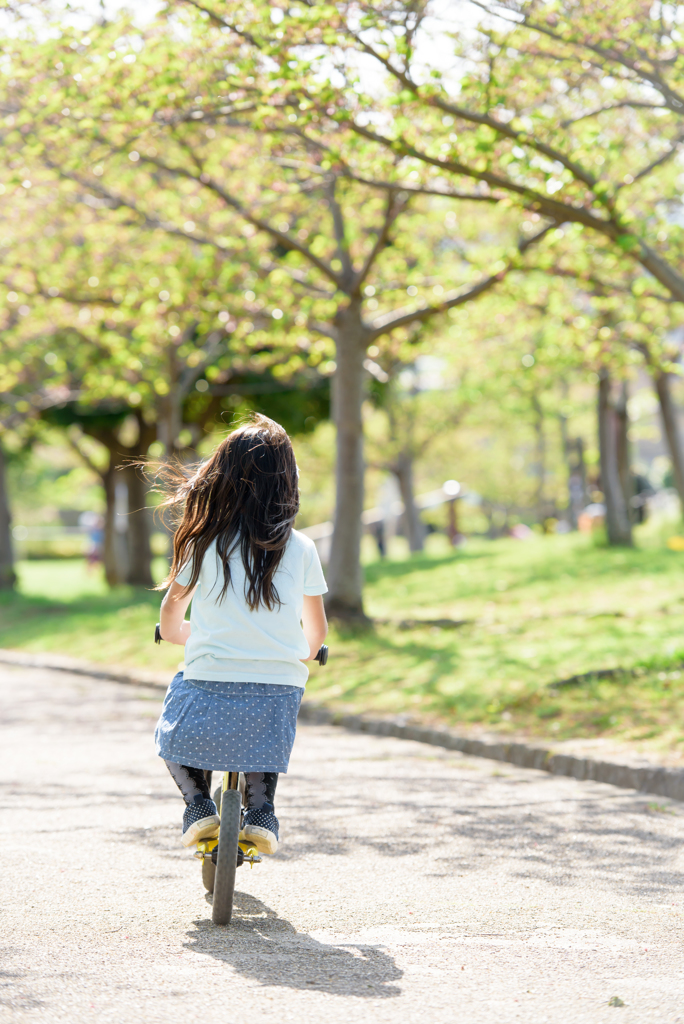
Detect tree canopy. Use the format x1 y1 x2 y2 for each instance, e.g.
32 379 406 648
2 0 684 599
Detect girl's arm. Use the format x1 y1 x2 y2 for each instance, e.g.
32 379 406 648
159 581 197 646
301 594 328 660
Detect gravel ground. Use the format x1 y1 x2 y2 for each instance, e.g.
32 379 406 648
2 664 684 1024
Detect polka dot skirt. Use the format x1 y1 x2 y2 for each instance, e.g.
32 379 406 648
154 672 303 773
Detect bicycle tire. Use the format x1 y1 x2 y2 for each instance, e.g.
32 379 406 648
213 778 244 814
212 788 241 926
202 855 216 893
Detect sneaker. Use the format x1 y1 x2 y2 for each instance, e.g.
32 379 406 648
240 807 279 855
181 796 220 848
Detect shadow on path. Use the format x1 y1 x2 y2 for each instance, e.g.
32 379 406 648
183 891 402 998
278 766 684 899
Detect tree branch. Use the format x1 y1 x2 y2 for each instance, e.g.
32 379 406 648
177 0 261 47
561 100 667 128
340 171 503 202
307 318 339 342
475 1 684 115
355 189 405 292
348 121 684 301
326 176 354 288
138 154 342 288
348 122 619 236
347 29 599 190
627 131 684 185
368 223 557 341
257 257 335 296
66 430 106 481
43 158 234 253
526 261 678 304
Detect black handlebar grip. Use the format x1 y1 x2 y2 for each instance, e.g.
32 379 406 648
314 644 328 666
154 623 162 645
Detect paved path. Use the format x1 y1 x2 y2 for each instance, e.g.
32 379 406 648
1 665 684 1023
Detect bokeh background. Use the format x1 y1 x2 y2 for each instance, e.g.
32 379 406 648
3 0 684 758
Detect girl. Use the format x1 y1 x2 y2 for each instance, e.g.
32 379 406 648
153 414 328 855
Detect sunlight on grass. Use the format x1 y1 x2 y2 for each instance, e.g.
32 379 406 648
16 557 170 601
4 532 684 752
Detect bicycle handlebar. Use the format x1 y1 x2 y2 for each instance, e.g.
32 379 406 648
314 644 328 666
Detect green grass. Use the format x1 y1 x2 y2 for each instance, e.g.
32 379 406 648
4 531 684 754
2 557 186 672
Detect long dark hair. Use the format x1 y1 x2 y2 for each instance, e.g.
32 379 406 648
156 414 299 611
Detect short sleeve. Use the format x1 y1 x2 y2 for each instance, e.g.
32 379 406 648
175 561 193 587
303 538 328 596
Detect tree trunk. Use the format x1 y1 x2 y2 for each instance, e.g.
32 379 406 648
597 370 632 546
326 302 368 619
80 416 155 588
446 498 460 545
68 428 126 587
564 437 589 530
124 415 156 587
158 391 183 455
615 380 633 514
558 413 588 530
392 451 424 553
101 461 127 586
125 464 154 586
0 445 16 590
531 394 546 524
576 437 589 507
558 410 573 527
654 370 684 515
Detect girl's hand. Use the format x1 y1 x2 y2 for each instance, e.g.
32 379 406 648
301 594 328 660
159 580 196 646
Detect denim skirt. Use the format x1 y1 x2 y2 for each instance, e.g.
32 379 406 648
154 672 303 773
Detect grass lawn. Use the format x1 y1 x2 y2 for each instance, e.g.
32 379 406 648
3 530 684 755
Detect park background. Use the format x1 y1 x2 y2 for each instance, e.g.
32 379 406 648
3 0 684 761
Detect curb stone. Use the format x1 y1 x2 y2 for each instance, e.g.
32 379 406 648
0 649 171 690
297 705 684 802
2 648 684 802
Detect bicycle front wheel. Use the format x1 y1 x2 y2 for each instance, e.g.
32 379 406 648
212 788 241 926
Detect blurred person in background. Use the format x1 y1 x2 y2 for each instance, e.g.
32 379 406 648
80 511 104 570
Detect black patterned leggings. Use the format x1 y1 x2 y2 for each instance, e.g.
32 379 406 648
164 761 278 811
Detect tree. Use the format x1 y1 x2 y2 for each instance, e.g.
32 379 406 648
364 344 476 551
0 6 555 615
0 279 76 589
182 0 684 544
422 254 644 539
0 443 15 589
501 272 637 543
535 243 684 524
0 147 298 584
264 0 684 536
303 1 684 300
279 0 684 534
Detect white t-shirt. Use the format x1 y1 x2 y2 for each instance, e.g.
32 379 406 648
176 529 327 688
